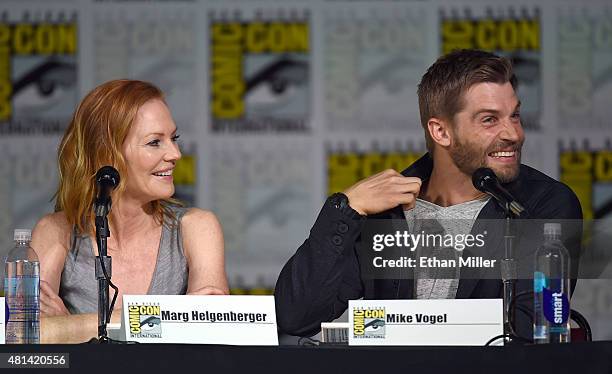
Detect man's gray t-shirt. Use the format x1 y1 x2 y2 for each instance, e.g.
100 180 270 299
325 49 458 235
403 196 490 299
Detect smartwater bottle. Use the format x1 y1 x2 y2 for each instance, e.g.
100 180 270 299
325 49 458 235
4 229 40 344
533 223 570 344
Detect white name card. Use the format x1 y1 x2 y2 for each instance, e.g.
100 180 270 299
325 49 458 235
0 297 4 344
348 299 503 346
119 295 278 345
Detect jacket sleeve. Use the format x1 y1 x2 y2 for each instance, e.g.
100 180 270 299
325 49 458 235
274 198 366 337
513 182 583 339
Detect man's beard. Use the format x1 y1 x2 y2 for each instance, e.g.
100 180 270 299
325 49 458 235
449 136 522 183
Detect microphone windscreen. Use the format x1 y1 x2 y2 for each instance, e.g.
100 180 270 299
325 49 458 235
472 167 496 192
96 166 120 189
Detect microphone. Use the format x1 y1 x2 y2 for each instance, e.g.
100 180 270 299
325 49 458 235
472 167 526 218
95 166 120 216
92 166 121 341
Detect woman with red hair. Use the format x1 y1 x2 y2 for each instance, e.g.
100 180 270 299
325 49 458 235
32 79 228 343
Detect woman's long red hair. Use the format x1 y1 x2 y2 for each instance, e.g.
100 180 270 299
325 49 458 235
55 79 179 234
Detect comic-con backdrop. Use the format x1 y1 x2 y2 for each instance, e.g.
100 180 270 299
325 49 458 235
1 0 611 338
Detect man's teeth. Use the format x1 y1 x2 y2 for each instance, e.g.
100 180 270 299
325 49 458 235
489 151 515 157
153 171 172 176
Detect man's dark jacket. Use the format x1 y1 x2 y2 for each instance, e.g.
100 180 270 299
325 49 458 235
275 154 583 338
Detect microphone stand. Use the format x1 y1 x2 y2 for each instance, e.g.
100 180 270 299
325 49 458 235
91 196 113 343
500 203 517 344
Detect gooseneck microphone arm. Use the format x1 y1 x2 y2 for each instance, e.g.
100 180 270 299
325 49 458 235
92 166 120 344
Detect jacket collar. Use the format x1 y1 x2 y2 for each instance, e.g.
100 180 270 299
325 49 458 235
400 152 434 180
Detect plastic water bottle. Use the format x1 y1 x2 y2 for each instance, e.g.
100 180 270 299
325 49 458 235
533 223 570 344
4 229 40 344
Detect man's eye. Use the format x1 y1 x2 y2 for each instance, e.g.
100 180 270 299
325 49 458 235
511 112 521 120
147 139 160 146
482 117 495 124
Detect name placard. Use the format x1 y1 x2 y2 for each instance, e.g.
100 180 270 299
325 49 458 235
119 295 278 345
0 297 4 344
348 299 503 346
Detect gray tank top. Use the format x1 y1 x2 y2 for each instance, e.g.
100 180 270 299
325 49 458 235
60 205 189 314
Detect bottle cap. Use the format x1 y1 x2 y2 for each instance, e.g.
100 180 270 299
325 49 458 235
543 223 562 237
14 229 32 242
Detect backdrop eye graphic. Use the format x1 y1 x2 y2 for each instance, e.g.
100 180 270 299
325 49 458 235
244 56 308 113
360 56 417 95
12 59 77 114
135 59 192 98
510 54 540 85
246 186 303 227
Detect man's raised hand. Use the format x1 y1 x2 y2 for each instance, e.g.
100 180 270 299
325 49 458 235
344 169 422 216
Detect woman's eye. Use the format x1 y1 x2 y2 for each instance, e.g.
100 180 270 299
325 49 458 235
171 134 180 142
147 139 160 146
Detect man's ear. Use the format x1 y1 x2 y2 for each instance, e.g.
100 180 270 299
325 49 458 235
427 117 452 148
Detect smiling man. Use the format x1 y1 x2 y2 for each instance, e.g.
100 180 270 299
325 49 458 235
275 49 582 339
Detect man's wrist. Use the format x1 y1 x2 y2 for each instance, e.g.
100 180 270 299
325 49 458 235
328 192 365 219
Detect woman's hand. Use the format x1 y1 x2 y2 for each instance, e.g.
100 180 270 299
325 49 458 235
40 280 70 317
187 285 229 296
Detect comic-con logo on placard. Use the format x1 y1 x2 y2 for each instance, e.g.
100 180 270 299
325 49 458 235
209 9 310 133
353 307 385 338
128 303 162 338
0 11 78 134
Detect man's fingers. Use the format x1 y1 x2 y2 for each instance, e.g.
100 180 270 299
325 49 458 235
399 195 417 210
401 202 416 211
392 182 422 194
344 170 422 215
380 169 401 177
367 169 401 184
388 176 422 186
371 176 418 191
407 177 422 186
396 192 416 205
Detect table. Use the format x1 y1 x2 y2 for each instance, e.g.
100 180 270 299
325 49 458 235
1 341 610 373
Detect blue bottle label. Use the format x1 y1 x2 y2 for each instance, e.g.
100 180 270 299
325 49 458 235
542 287 569 325
534 271 546 292
4 276 40 299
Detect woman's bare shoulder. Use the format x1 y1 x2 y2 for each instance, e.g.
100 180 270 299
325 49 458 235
34 211 71 234
180 208 223 252
181 208 220 226
32 212 74 292
31 211 73 255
